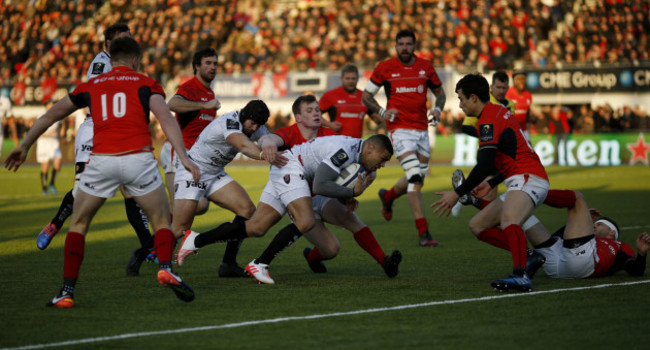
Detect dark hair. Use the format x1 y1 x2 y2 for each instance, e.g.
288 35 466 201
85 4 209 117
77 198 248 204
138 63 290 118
492 71 509 85
597 216 620 239
341 64 359 77
103 23 130 47
239 100 270 125
192 48 218 75
512 71 526 78
366 134 394 155
109 37 142 63
396 29 416 43
455 73 490 103
291 94 318 115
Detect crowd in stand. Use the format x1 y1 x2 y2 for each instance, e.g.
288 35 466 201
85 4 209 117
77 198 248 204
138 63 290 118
2 0 649 88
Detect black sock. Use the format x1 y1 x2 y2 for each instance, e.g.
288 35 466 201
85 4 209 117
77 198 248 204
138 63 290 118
41 172 48 190
51 190 74 229
124 198 152 247
63 278 77 294
50 168 58 186
513 266 526 277
195 218 247 248
222 239 242 265
255 223 302 265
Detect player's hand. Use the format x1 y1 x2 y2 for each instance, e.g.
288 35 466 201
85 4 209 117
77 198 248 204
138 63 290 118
352 172 372 197
382 108 398 122
427 107 441 126
431 191 460 217
636 232 650 255
204 98 221 110
3 146 28 172
329 121 343 133
471 181 491 199
180 157 201 182
264 148 288 168
589 208 602 221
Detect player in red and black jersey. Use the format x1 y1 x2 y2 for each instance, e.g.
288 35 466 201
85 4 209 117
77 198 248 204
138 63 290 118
432 73 549 293
319 64 382 138
506 72 533 138
5 37 200 307
363 29 446 247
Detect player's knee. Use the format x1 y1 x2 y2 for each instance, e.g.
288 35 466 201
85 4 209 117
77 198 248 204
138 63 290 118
400 154 422 186
318 241 340 259
468 219 483 237
238 204 255 219
195 198 210 215
295 216 315 234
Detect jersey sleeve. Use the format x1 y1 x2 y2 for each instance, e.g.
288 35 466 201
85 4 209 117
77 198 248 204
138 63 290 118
321 146 355 172
367 62 385 89
151 80 166 98
174 82 193 100
319 91 333 113
68 83 91 109
426 66 442 90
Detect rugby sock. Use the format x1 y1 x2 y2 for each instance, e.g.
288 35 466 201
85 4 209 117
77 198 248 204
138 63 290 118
51 190 74 230
415 218 428 236
41 172 48 191
255 223 302 265
503 224 528 272
543 190 576 209
307 246 325 263
50 168 58 186
353 226 386 264
63 232 85 280
195 217 247 248
383 187 399 204
222 239 243 265
124 198 152 247
154 228 175 265
477 198 491 210
477 227 510 251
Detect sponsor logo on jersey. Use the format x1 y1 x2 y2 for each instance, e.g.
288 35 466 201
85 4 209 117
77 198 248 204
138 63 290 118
337 100 346 104
83 182 95 190
480 124 494 142
419 70 425 76
417 84 424 93
330 149 349 167
395 87 417 93
201 98 208 101
91 62 105 75
391 73 400 77
199 113 214 121
227 119 240 130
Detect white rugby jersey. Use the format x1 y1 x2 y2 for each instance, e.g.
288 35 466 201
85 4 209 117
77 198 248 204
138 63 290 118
86 51 112 80
188 110 268 172
289 135 363 181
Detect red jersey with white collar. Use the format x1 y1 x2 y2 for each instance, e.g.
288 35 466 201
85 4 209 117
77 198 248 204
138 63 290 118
477 103 548 181
368 56 442 132
505 87 532 132
274 123 336 149
592 237 635 277
69 66 164 155
174 76 216 149
319 86 368 138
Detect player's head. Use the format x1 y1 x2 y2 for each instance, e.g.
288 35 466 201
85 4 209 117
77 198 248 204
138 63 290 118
512 71 526 92
104 23 131 50
361 134 393 172
340 64 359 93
192 48 218 82
594 217 619 240
239 99 270 135
292 94 321 129
395 29 416 64
491 71 509 101
455 73 490 116
109 37 142 69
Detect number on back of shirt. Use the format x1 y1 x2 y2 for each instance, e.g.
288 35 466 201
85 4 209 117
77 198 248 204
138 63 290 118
100 92 126 120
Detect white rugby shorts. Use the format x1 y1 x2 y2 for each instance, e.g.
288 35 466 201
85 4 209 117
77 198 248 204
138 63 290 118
36 137 61 163
502 173 549 207
78 152 162 198
389 128 430 158
537 237 596 279
259 158 311 216
159 141 176 174
174 165 233 201
74 117 93 164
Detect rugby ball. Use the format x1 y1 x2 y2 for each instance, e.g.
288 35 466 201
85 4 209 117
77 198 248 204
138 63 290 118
336 163 364 189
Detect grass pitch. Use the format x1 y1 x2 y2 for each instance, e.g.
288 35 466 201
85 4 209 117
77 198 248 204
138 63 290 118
1 164 649 349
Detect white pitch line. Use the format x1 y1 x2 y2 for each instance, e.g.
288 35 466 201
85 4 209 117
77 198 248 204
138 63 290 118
3 279 649 350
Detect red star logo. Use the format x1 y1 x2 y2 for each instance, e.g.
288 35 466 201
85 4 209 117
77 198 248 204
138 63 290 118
627 133 650 165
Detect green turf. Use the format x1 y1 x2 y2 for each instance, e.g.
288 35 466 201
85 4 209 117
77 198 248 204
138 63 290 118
1 164 649 349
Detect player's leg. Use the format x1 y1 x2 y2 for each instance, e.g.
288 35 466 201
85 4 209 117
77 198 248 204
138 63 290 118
560 191 594 240
302 220 338 273
49 152 61 194
39 160 49 195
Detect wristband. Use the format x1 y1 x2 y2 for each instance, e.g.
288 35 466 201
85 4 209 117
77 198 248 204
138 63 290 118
379 108 387 119
259 151 264 160
433 107 442 115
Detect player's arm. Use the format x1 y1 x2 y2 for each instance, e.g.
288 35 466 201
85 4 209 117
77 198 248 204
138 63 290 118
362 81 395 121
312 163 355 198
427 86 446 124
168 95 221 113
150 94 200 182
622 232 650 276
454 146 498 197
226 132 263 160
258 133 287 167
320 108 342 133
4 97 77 172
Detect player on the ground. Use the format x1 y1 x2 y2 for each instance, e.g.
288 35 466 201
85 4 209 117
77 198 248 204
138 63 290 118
171 100 283 274
251 94 401 277
4 37 201 307
35 24 153 279
320 64 382 138
506 71 533 139
177 121 394 284
363 29 446 247
431 73 549 293
36 100 63 195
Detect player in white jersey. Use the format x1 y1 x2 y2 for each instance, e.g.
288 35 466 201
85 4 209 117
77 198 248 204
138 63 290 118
172 100 283 265
178 132 394 284
36 100 63 195
0 91 18 158
35 24 153 275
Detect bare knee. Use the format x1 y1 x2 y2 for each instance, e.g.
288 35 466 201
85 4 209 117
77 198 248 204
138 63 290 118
295 216 315 234
468 218 484 237
317 241 340 259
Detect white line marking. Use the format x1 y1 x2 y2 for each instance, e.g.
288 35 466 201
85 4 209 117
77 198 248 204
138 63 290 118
4 279 649 350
